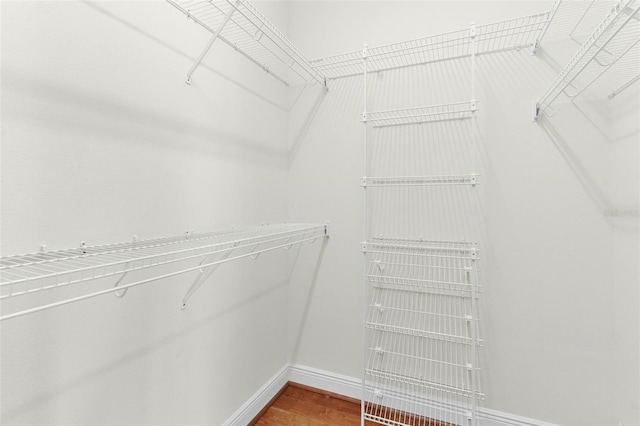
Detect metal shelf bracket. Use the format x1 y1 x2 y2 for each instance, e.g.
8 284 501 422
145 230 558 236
185 1 238 85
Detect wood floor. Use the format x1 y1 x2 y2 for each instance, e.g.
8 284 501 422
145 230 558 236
252 382 448 426
252 383 369 425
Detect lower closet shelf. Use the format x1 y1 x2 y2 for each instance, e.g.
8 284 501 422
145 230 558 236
0 222 328 321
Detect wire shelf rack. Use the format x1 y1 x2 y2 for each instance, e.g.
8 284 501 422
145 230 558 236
363 360 484 425
311 12 552 79
364 174 478 187
535 0 640 119
0 223 328 321
166 0 326 87
364 236 483 425
366 102 477 128
358 15 484 426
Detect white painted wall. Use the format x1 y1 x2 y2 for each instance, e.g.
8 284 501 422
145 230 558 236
287 2 639 425
1 1 298 424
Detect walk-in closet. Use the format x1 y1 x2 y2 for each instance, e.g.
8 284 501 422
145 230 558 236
1 1 638 425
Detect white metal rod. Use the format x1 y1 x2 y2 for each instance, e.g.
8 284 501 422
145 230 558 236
185 2 237 84
0 234 324 321
609 72 640 98
536 0 562 48
569 0 596 39
361 42 368 426
470 20 479 426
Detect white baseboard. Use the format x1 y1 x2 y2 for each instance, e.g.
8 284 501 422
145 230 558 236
223 365 289 426
288 363 363 401
480 407 558 426
223 363 557 426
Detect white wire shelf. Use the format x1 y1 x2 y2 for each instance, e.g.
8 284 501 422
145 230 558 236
365 101 477 128
311 12 553 79
535 0 640 119
363 386 476 426
367 287 479 333
366 264 481 296
166 0 326 87
0 223 328 321
366 322 481 346
365 369 484 400
367 237 478 253
363 174 478 187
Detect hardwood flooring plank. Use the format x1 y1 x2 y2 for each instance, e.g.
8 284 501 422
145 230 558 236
253 383 372 425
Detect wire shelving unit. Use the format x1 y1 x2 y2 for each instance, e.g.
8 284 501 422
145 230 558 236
311 12 555 79
534 0 640 119
166 0 326 87
0 223 329 321
359 19 483 425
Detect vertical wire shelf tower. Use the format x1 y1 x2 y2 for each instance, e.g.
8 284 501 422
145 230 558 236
360 24 483 426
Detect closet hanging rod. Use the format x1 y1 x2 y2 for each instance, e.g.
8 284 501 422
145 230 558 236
311 11 554 79
534 0 639 119
167 0 327 87
0 223 329 321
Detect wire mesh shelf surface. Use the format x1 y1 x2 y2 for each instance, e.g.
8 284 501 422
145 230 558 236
365 287 483 344
366 238 482 296
311 12 551 79
167 0 326 86
535 0 640 118
363 383 480 426
367 102 476 128
0 223 327 321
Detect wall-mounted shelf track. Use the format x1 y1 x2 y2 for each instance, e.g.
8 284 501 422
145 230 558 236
534 0 640 119
0 223 328 321
166 0 326 87
311 12 555 79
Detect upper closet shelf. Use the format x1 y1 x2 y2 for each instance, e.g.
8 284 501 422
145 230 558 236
310 10 556 79
167 0 327 87
365 101 477 128
0 223 329 321
534 0 640 119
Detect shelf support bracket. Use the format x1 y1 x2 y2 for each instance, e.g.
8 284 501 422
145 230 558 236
185 2 238 85
113 269 129 298
181 248 235 309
